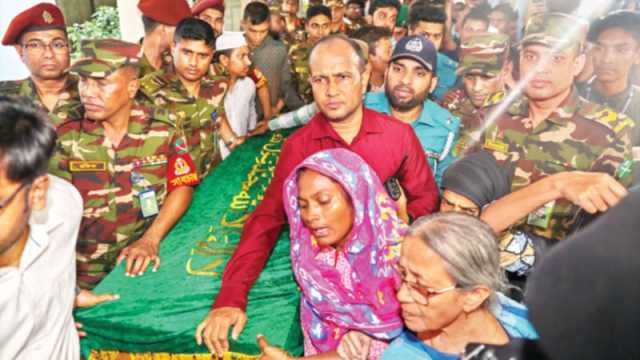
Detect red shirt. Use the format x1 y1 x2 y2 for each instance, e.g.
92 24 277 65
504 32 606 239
214 107 439 310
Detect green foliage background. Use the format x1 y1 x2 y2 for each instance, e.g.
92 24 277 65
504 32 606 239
66 6 121 61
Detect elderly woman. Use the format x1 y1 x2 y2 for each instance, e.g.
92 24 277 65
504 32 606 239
338 213 537 360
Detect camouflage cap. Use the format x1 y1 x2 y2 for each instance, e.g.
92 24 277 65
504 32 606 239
519 12 589 50
457 33 510 77
326 0 345 8
69 39 142 78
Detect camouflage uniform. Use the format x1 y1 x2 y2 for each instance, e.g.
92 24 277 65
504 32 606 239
50 104 180 289
288 38 314 104
345 17 367 36
477 14 634 242
282 16 305 49
442 88 484 157
442 33 510 157
139 67 228 178
48 39 189 289
0 75 82 127
139 49 173 78
481 90 634 236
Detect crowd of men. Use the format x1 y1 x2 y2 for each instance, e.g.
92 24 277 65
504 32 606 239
0 0 639 359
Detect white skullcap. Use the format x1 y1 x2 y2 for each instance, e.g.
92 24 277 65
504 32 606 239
215 31 247 51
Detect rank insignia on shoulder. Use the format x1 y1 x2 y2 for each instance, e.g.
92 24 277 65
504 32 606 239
69 160 107 172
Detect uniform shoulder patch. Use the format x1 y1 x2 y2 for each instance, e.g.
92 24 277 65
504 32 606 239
579 99 634 135
483 91 506 108
149 106 177 127
139 71 170 97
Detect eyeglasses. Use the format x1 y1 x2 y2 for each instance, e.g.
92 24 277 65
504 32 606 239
0 182 29 212
402 281 460 305
396 265 460 305
22 39 69 54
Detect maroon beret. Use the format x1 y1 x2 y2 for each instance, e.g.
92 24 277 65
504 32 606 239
2 3 66 45
192 0 225 15
137 0 192 26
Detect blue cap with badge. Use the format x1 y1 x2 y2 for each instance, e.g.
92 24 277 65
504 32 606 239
390 35 438 74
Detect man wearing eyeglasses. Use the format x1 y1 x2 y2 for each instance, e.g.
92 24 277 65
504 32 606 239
0 3 82 127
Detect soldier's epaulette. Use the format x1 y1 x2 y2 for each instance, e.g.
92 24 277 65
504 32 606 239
139 71 170 97
579 99 634 135
149 106 177 127
0 80 23 95
483 91 506 108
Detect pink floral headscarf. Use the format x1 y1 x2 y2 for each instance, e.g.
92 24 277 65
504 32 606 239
283 149 407 353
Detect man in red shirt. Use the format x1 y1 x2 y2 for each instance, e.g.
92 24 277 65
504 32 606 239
195 34 439 356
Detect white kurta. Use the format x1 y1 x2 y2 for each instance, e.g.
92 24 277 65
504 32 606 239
220 76 258 159
0 175 83 360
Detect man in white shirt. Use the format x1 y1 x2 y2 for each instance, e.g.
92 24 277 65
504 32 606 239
0 97 97 359
215 32 258 159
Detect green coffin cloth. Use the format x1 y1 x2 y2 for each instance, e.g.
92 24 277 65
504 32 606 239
76 131 303 358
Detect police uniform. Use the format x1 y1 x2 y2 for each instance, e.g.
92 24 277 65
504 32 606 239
49 39 198 290
0 3 82 126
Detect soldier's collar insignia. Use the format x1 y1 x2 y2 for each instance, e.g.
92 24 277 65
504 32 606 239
405 38 423 52
42 10 54 24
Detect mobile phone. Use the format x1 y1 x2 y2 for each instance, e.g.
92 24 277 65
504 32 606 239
384 177 402 201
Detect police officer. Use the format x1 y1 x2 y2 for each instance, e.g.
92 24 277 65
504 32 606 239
478 13 635 242
49 39 198 289
289 5 332 104
442 33 511 156
366 35 460 187
137 0 191 77
0 3 81 126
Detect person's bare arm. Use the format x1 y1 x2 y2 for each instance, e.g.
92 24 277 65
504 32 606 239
257 85 272 122
442 0 459 52
117 186 194 276
257 335 342 360
481 172 628 233
218 114 246 150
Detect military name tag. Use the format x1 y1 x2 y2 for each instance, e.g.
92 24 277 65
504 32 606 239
526 200 555 229
139 189 160 218
69 160 107 172
483 139 509 154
